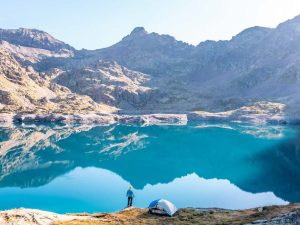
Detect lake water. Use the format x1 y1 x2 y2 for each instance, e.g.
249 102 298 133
0 122 299 213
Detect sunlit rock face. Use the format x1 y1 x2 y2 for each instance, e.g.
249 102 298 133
54 60 155 108
0 49 116 114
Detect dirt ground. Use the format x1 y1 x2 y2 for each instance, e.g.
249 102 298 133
55 204 300 225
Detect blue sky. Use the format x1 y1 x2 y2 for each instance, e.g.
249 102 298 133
1 0 300 49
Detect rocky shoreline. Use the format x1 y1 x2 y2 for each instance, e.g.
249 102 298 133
0 100 299 126
0 204 299 225
0 113 188 125
0 111 299 126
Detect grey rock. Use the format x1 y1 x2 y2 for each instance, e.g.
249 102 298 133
54 60 156 108
245 210 300 225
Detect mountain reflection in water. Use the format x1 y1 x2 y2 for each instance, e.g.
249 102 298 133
0 122 299 213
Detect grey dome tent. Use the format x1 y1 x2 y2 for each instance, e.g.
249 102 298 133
148 199 177 216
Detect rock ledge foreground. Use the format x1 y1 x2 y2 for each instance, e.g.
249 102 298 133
0 204 299 225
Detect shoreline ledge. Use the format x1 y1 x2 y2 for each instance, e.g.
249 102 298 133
0 204 299 225
0 112 299 125
1 101 299 125
10 113 188 125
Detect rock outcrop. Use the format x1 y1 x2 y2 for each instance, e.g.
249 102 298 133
246 210 300 225
0 208 87 225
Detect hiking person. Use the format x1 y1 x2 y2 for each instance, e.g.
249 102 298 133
126 186 134 207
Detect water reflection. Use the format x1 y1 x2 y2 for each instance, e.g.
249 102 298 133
0 167 287 213
0 122 299 212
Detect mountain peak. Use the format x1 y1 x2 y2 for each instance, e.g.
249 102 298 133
0 28 74 51
277 14 300 31
130 27 148 36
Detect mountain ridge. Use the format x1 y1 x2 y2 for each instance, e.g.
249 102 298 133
0 28 74 51
1 15 300 121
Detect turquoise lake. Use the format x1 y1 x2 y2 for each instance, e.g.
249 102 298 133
0 122 299 213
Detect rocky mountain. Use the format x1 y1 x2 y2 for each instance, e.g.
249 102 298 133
85 16 300 114
191 18 300 93
188 16 300 113
92 27 195 76
1 15 300 119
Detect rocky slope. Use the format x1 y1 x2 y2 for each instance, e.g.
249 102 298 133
0 40 73 65
0 48 115 114
54 60 155 109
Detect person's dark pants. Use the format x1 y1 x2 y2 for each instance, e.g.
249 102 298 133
127 197 133 207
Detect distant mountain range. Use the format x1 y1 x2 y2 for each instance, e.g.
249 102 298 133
1 15 300 118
